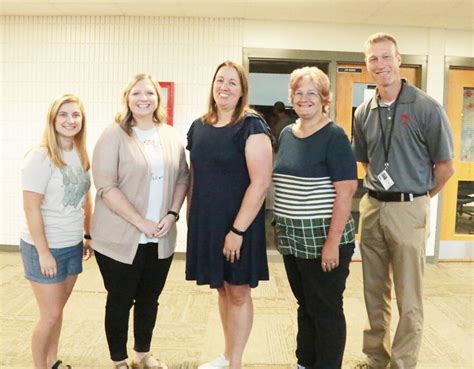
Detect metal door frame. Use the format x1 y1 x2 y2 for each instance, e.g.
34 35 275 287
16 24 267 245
243 47 427 122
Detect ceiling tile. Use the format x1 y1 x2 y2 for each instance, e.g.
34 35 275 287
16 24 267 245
114 0 180 3
52 3 123 15
0 0 472 31
182 4 246 18
0 2 61 15
116 3 184 16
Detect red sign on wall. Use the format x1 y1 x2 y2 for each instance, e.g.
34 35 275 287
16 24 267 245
159 81 175 126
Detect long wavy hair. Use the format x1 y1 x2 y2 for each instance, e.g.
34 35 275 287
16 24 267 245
40 94 90 170
202 60 256 126
115 73 167 135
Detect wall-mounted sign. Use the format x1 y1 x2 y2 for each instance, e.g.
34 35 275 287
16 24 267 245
337 67 362 73
159 81 175 126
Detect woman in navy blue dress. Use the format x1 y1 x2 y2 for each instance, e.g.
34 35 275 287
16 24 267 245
186 60 272 369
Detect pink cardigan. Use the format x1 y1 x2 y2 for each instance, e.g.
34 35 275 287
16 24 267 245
91 123 189 264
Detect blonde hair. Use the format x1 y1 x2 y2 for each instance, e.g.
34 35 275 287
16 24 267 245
41 94 90 170
363 32 400 57
202 60 256 126
289 66 332 114
115 73 167 135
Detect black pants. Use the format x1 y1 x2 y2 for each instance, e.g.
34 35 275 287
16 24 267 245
95 244 173 361
283 244 354 369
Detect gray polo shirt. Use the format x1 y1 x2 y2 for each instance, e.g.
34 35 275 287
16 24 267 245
353 80 454 193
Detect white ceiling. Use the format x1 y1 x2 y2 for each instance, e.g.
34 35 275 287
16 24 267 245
1 0 473 31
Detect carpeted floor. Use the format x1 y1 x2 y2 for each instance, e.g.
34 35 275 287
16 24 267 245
0 251 472 369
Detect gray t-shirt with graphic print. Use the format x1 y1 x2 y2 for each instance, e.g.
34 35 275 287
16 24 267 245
21 147 91 248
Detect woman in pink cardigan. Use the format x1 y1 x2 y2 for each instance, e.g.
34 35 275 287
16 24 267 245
91 74 189 369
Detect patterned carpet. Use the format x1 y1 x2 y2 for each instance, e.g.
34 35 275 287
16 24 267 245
0 251 472 369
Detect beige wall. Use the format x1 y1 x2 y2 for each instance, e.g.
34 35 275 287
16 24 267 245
1 15 472 254
0 16 243 249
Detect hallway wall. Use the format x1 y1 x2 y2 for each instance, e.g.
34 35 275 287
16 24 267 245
0 16 243 248
1 15 472 255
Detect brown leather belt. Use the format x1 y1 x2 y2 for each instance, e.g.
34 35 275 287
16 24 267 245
368 190 428 202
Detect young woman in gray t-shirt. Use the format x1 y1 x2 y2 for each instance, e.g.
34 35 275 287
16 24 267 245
20 94 92 369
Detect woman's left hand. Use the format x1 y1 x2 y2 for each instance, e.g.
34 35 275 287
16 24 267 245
154 214 175 238
83 239 93 261
223 231 243 263
321 240 339 272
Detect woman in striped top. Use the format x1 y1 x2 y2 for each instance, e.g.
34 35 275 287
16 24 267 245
273 66 358 369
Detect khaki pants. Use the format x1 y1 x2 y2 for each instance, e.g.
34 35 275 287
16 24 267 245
359 194 430 369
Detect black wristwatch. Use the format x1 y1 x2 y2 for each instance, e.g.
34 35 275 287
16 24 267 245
84 234 92 240
167 210 179 221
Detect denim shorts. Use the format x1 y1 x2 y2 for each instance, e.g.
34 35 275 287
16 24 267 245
19 239 83 284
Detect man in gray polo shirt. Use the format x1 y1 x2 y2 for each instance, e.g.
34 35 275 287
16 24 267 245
352 33 454 369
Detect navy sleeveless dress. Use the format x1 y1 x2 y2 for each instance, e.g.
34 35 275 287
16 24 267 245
186 113 271 288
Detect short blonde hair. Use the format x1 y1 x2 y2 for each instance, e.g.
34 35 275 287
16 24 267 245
41 94 90 170
364 32 400 57
202 60 256 126
289 66 332 114
115 73 167 135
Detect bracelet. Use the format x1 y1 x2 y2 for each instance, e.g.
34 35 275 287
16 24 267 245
230 226 245 236
167 210 179 221
84 234 92 240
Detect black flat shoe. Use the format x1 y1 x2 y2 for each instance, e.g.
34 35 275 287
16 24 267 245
52 360 71 369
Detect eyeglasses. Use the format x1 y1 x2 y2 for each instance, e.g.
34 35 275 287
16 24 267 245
293 91 319 100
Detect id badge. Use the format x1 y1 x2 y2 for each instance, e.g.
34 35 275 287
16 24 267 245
377 169 394 190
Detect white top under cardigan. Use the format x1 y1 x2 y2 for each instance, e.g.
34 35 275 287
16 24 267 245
91 122 189 264
132 126 165 244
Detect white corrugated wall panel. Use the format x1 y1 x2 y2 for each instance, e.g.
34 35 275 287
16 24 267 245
0 16 243 248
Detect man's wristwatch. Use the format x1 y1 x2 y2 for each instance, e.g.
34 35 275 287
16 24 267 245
167 210 179 221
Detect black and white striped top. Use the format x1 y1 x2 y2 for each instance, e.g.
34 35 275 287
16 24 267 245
273 174 336 219
273 122 357 220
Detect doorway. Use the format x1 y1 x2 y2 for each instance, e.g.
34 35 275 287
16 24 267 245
247 56 330 251
243 48 427 250
440 66 474 241
248 58 329 136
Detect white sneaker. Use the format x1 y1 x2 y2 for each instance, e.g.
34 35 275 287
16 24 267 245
198 354 229 369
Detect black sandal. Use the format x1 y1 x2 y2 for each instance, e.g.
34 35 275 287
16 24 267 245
52 360 71 369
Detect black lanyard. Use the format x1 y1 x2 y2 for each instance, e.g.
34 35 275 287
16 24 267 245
376 80 405 169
